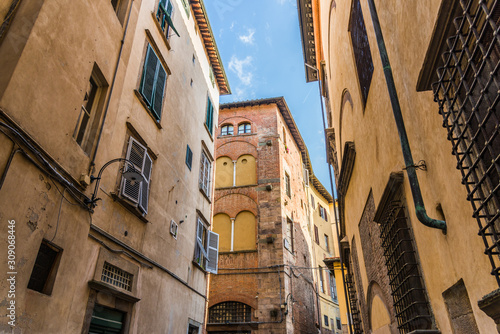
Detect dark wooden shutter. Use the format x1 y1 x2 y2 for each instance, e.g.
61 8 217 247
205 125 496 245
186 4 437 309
152 64 166 120
140 46 158 106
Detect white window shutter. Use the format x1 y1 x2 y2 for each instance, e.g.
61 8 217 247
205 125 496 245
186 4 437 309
121 138 146 204
196 219 208 258
206 230 219 274
138 152 152 214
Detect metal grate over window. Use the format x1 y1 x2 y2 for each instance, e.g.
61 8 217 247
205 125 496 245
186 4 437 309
208 302 251 324
101 262 133 291
432 0 500 285
379 200 432 333
345 250 363 334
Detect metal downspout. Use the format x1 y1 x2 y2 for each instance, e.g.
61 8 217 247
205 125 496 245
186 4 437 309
365 0 446 232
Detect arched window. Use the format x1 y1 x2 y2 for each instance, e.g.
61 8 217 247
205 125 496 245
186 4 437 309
213 213 232 252
221 124 233 136
234 211 256 251
209 302 252 323
238 123 251 134
235 154 256 186
215 157 233 188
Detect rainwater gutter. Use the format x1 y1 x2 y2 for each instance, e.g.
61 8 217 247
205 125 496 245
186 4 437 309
365 0 446 233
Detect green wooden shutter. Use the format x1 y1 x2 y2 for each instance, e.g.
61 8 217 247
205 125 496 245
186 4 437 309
152 64 166 120
140 45 158 107
205 97 213 135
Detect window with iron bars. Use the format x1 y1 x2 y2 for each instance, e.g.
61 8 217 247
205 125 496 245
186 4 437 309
378 191 433 333
344 249 364 334
208 302 251 323
432 0 500 285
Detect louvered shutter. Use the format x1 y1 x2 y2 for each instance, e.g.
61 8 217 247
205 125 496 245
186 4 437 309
196 219 208 258
206 231 219 274
121 138 146 204
140 46 158 106
151 64 166 121
199 152 211 195
205 98 213 134
138 152 152 214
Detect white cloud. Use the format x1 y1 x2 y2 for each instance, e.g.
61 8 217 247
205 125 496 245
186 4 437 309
239 28 255 45
228 55 253 86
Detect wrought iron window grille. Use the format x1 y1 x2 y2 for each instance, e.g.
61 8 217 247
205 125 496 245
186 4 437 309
378 197 433 333
208 302 251 324
432 0 500 286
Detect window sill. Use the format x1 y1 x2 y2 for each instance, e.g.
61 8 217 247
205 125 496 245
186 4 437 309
204 123 214 142
151 12 171 50
192 260 207 274
217 132 256 139
110 193 149 223
134 90 163 130
199 187 212 203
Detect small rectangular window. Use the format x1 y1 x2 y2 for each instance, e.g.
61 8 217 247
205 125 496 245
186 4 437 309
139 44 167 121
111 0 130 24
74 66 107 156
324 234 330 253
324 315 329 327
310 194 315 208
186 145 193 170
156 0 179 38
314 225 319 244
180 0 190 18
336 317 342 330
101 262 133 291
285 218 293 252
89 305 125 333
285 173 291 198
199 150 212 197
205 96 214 135
28 240 62 295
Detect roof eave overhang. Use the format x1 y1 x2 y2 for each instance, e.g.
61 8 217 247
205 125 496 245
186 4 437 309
297 0 319 82
191 0 231 95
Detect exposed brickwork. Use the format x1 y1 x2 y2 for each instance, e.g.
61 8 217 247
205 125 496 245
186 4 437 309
209 101 318 334
350 237 367 332
358 192 396 331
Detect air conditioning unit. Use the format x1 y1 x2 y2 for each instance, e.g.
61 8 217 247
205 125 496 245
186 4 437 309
170 220 178 239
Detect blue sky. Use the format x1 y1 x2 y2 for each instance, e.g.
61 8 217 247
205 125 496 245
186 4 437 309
204 0 335 195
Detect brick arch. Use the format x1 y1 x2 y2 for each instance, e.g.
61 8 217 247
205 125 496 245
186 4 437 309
214 193 258 217
216 140 258 160
208 294 257 310
218 115 253 126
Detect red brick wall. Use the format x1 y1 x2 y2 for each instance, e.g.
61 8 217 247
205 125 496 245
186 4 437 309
209 103 317 333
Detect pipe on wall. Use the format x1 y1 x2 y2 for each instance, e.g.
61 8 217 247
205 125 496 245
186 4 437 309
365 0 446 233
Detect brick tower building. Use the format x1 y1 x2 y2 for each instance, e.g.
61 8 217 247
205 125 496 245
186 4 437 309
207 97 328 334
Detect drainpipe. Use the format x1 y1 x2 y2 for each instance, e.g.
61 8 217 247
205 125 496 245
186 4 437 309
365 0 446 233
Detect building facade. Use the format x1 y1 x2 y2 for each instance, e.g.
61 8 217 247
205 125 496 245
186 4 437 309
298 0 500 333
0 0 228 332
208 97 340 334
